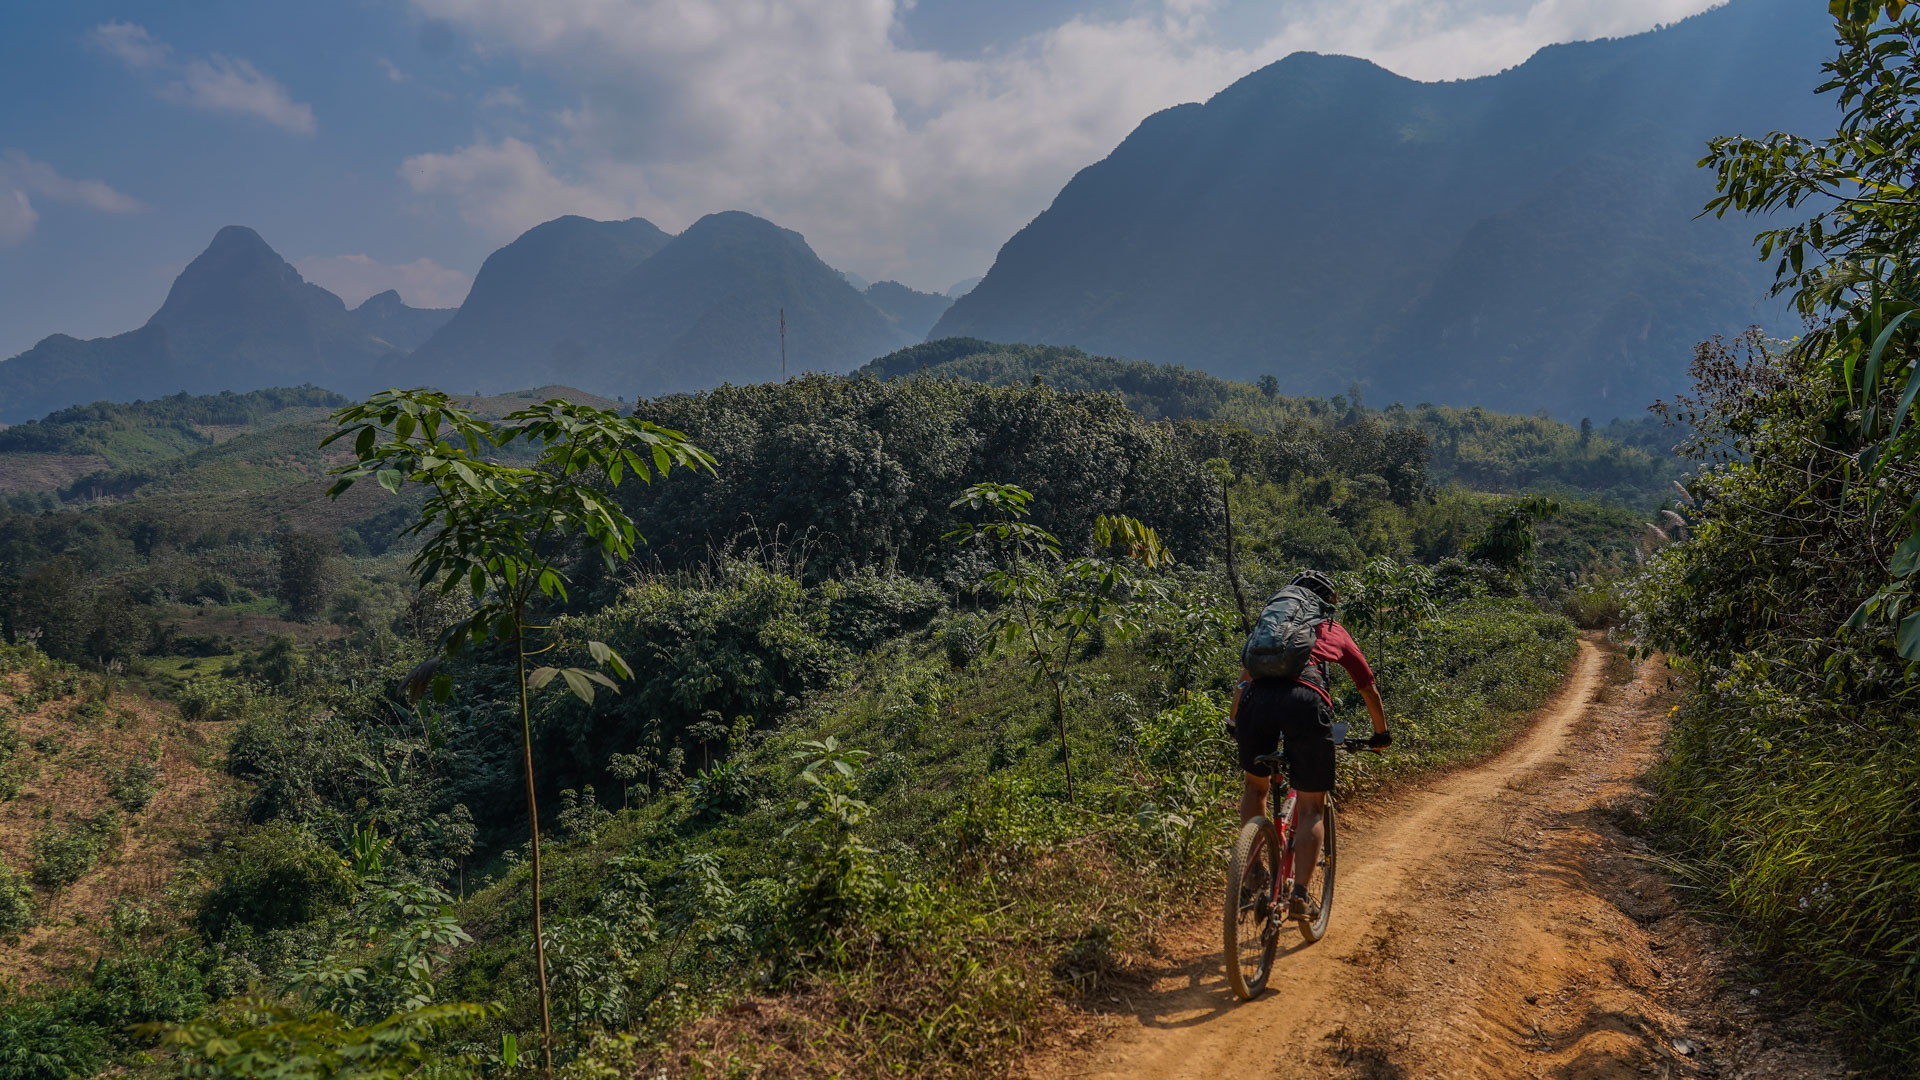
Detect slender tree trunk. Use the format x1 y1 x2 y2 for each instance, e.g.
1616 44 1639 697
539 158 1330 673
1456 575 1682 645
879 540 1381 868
1051 679 1075 802
1221 474 1251 633
516 624 554 1078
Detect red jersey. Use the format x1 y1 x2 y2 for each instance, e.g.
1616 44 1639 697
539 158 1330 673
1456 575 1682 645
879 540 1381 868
1301 620 1374 707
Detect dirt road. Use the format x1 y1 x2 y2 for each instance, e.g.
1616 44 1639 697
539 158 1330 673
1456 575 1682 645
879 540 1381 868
1043 640 1845 1080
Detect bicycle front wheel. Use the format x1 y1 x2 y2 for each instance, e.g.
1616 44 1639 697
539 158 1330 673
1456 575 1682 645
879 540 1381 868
1297 799 1336 943
1224 816 1281 1000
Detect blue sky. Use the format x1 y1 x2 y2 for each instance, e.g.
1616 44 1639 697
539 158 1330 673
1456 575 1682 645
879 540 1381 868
0 0 1731 361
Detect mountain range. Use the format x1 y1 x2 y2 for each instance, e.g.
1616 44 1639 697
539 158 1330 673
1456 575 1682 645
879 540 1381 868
0 214 953 423
0 0 1841 422
932 0 1835 418
0 226 454 424
397 211 952 398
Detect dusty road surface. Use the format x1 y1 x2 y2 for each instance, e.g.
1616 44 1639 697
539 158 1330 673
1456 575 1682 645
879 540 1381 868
1042 640 1846 1080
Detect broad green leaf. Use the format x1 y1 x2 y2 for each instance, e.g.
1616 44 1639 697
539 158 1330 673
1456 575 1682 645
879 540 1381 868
560 668 595 704
1899 612 1920 660
528 666 559 690
1894 530 1920 578
377 469 405 494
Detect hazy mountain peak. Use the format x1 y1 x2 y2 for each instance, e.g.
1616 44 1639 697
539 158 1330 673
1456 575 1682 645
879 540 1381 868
933 0 1834 419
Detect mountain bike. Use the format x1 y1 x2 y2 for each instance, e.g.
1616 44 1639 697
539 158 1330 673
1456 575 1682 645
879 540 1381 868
1223 722 1377 1001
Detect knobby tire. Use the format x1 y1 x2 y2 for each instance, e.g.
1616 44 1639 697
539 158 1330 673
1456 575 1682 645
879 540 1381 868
1224 817 1281 1000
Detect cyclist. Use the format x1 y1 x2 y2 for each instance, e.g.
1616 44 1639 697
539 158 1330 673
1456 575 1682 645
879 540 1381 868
1229 569 1390 923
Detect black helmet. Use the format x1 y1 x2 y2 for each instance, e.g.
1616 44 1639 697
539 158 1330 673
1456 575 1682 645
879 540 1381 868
1290 569 1337 603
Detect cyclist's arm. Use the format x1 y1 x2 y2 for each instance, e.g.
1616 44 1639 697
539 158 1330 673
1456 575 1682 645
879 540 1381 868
1230 666 1251 722
1359 683 1387 737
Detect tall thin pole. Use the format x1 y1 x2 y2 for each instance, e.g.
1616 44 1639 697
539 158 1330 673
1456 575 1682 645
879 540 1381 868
779 307 787 379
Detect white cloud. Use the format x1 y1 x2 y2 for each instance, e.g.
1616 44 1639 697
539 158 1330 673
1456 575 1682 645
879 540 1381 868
401 0 1726 288
0 151 146 247
1 151 146 214
89 22 316 135
379 57 409 83
87 21 171 69
401 137 638 237
295 253 474 309
0 190 38 248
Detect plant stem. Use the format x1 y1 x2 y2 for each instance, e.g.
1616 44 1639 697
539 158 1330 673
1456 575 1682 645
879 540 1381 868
1221 474 1251 633
516 619 554 1078
1051 678 1075 802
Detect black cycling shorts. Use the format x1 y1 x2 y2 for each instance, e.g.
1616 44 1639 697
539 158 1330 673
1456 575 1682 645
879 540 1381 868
1234 680 1336 792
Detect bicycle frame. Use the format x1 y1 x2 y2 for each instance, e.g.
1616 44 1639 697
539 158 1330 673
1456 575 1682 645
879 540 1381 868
1264 722 1349 904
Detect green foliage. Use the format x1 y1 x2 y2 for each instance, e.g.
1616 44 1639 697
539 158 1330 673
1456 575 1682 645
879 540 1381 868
326 388 711 1071
29 811 115 890
947 482 1169 799
0 856 33 935
858 341 1685 505
1630 7 1920 1065
107 750 161 812
148 1000 494 1080
1465 496 1560 573
277 530 340 623
777 738 894 952
0 387 348 472
198 821 357 936
282 880 475 1026
686 763 752 820
0 998 108 1080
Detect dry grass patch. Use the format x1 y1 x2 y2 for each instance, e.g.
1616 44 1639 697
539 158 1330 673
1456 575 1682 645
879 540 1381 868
0 668 235 988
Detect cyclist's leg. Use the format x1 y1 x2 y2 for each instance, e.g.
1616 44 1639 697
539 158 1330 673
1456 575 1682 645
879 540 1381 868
1288 790 1327 897
1233 683 1283 823
1278 684 1336 905
1239 771 1270 824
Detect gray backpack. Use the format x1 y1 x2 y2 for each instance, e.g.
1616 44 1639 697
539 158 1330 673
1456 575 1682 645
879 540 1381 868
1241 585 1328 680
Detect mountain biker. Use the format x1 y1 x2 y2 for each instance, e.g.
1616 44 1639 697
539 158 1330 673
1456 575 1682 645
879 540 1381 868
1229 569 1390 924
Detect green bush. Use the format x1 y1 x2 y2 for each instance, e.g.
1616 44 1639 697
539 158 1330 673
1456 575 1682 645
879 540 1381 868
107 753 160 813
938 614 989 671
1563 580 1624 628
0 998 107 1080
172 677 258 724
196 821 355 936
30 813 114 890
0 856 33 935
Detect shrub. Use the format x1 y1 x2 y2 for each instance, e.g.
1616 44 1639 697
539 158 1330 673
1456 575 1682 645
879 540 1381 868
688 761 753 820
0 997 107 1080
29 813 114 890
173 677 257 724
1563 580 1624 628
107 754 160 813
0 857 33 935
820 570 946 652
556 786 612 843
938 614 989 671
197 821 355 936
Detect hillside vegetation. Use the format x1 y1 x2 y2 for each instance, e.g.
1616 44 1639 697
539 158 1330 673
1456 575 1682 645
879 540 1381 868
0 358 1627 1078
859 338 1686 505
1628 5 1920 1072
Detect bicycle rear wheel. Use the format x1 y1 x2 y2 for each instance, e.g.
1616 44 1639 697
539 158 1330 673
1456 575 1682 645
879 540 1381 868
1224 816 1281 1000
1296 799 1336 943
